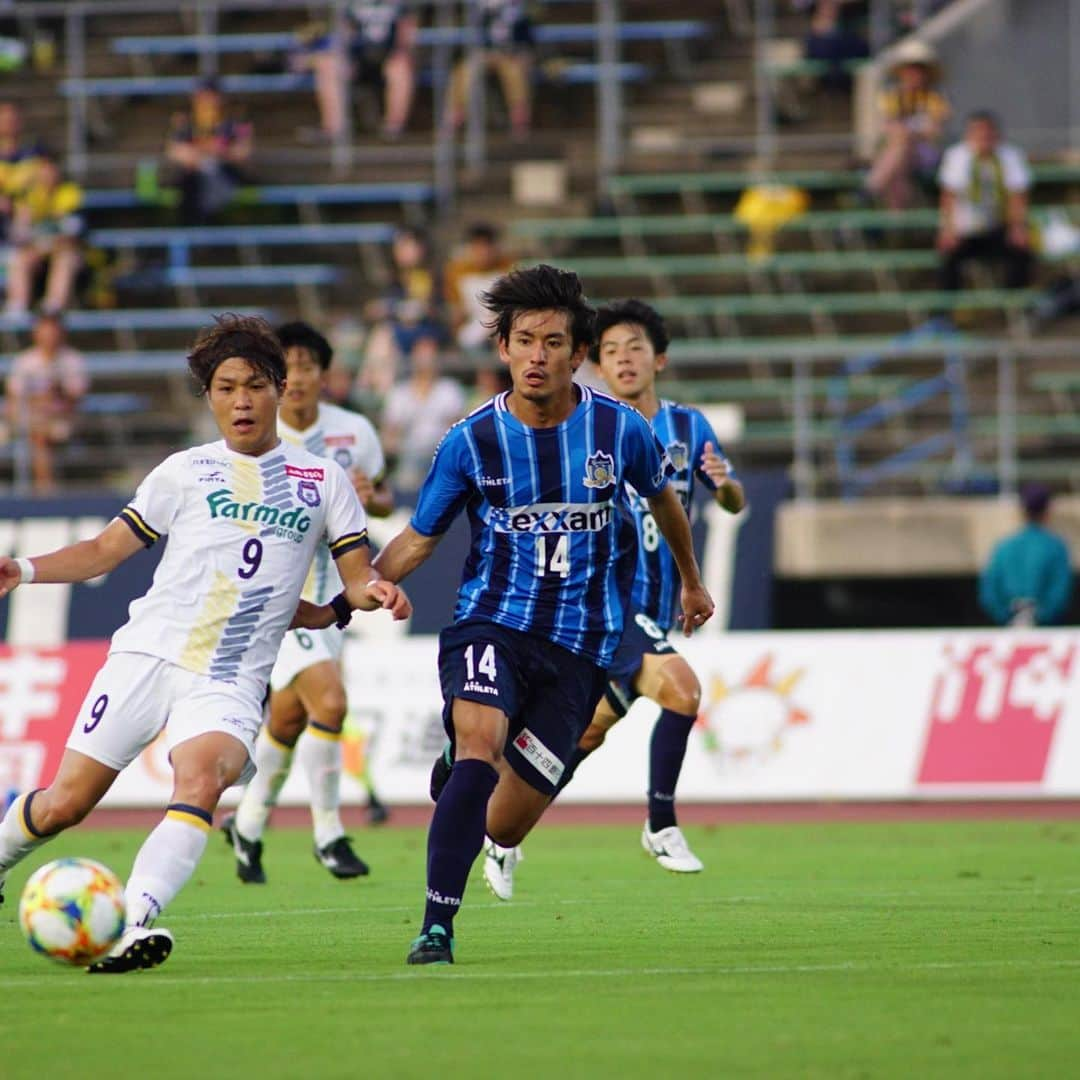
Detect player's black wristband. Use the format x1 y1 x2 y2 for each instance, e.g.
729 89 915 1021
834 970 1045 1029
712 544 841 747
330 591 353 630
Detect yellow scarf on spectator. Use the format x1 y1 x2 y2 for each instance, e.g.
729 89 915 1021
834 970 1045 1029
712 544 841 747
969 152 1007 220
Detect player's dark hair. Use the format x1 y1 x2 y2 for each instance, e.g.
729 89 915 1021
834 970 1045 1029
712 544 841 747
591 299 670 362
967 109 1000 131
276 320 333 370
188 313 286 395
481 264 596 352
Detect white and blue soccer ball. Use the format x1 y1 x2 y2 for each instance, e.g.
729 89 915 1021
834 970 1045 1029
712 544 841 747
19 857 126 966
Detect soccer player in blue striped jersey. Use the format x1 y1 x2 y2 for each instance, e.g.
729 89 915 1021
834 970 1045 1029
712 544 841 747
483 299 744 898
371 266 714 964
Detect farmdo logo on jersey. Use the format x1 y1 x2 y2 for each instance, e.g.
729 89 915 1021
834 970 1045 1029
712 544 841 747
918 639 1075 785
205 490 312 543
699 655 810 771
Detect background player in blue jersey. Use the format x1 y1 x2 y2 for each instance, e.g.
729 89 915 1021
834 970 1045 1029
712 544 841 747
484 299 745 898
361 266 714 964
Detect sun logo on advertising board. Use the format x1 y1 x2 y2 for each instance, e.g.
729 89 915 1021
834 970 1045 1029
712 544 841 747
699 655 810 771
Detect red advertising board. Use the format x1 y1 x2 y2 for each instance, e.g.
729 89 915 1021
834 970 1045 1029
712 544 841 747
918 640 1075 784
0 642 109 794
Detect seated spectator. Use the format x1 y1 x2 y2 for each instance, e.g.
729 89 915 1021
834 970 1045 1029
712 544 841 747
5 311 88 492
446 0 535 139
293 1 418 141
443 222 514 352
5 154 83 314
165 79 253 226
979 484 1072 627
867 39 949 210
380 334 466 490
0 102 42 244
466 364 512 413
359 226 443 395
802 0 869 89
937 111 1033 291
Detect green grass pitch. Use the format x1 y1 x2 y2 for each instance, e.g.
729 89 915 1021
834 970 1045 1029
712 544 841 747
2 818 1078 1079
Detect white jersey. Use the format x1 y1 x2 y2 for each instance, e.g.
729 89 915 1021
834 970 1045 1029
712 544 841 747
278 402 385 604
110 438 368 700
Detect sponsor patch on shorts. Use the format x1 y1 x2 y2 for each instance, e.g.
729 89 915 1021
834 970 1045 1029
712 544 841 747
513 727 564 786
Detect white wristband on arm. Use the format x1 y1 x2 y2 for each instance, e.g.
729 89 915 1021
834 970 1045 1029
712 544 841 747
15 557 35 584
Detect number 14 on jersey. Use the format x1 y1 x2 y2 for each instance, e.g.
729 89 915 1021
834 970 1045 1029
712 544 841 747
535 534 570 578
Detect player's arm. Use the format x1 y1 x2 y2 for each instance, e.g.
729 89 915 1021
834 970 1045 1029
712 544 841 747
646 484 714 636
0 517 144 597
700 440 746 514
372 524 443 583
351 470 394 518
291 543 412 631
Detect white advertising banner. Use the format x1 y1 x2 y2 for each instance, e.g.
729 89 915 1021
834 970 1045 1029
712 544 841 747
2 630 1077 806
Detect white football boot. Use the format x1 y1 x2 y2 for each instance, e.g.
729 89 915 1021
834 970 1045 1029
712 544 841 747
641 824 704 873
87 926 175 974
482 838 522 901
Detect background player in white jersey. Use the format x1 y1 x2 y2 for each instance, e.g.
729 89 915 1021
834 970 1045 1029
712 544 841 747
224 321 393 883
0 315 410 972
484 299 745 898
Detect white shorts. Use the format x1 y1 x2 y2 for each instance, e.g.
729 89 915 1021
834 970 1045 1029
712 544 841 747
269 626 345 692
65 651 262 784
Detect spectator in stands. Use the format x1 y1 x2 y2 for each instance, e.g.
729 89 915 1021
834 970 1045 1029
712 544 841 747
5 154 83 315
5 311 88 492
0 102 41 244
359 226 443 395
443 222 514 352
937 112 1033 291
866 39 949 210
979 484 1073 627
380 333 466 490
446 0 535 140
466 364 511 413
165 79 253 226
293 1 418 141
801 0 869 89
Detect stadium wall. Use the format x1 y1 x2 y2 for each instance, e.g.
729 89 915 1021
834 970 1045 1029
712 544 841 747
3 630 1077 806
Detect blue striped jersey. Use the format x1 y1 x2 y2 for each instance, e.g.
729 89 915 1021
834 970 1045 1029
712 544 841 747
627 401 734 632
411 386 671 667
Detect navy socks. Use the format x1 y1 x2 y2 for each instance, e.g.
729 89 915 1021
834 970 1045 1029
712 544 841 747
648 708 696 832
422 758 499 934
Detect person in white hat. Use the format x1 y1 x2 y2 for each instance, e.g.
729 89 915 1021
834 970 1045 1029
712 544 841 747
867 39 950 210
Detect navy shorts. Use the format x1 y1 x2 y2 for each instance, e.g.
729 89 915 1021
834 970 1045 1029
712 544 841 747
604 612 678 718
438 618 607 796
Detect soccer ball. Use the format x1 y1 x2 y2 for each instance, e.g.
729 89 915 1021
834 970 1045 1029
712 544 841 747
19 857 126 966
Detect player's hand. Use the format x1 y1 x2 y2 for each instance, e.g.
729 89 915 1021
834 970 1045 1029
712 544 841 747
677 583 715 637
700 441 732 488
347 579 412 621
289 599 335 630
0 557 25 599
351 469 376 508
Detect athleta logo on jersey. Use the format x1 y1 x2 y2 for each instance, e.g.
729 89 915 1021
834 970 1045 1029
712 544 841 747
205 489 312 542
489 501 613 534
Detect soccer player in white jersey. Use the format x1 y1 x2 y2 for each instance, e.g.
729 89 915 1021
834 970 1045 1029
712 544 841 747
223 322 393 883
0 315 410 973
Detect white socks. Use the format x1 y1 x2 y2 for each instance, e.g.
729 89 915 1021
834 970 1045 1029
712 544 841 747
233 728 294 842
124 806 210 928
0 791 50 880
298 724 345 849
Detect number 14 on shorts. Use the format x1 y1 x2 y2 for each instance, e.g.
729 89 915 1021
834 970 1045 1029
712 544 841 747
464 644 497 682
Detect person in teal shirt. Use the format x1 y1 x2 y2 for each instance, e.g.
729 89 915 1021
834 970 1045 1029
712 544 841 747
979 485 1073 626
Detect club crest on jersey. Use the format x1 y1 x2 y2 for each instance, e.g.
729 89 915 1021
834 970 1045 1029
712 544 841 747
333 448 351 469
666 440 689 472
297 479 321 507
582 450 616 489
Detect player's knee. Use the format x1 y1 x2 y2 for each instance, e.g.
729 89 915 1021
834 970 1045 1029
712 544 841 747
655 664 702 717
269 713 304 747
171 758 235 809
307 687 347 732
